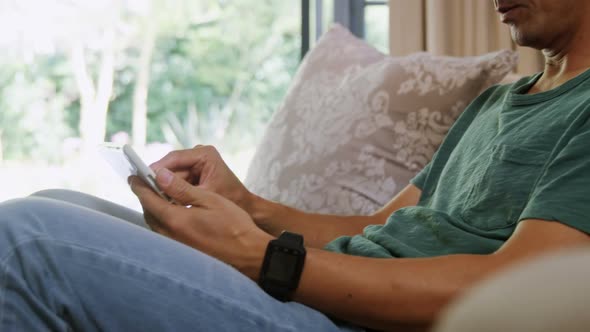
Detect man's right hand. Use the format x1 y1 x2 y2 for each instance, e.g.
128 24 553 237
149 145 254 213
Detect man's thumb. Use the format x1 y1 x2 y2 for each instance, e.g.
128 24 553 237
155 168 198 205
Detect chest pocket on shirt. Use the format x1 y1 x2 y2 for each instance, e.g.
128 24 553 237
462 144 549 230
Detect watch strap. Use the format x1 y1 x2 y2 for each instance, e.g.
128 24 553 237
258 231 306 302
278 231 304 247
260 280 292 302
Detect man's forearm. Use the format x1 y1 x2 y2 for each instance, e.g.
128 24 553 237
242 184 422 248
294 249 503 331
291 220 590 330
238 239 503 331
246 194 380 248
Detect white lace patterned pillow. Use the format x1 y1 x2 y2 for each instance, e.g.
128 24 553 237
244 24 518 216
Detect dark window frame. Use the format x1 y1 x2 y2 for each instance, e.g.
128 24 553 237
301 0 388 59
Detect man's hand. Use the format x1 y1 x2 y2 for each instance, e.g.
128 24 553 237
149 145 254 213
130 167 273 280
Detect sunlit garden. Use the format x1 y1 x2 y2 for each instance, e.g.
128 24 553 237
0 0 303 209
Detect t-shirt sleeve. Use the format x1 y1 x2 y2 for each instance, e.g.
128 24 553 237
410 161 432 191
519 119 590 234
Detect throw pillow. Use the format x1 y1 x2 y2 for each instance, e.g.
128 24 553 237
244 24 518 216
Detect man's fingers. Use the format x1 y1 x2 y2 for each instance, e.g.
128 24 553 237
155 168 218 208
142 209 166 233
174 169 192 181
129 176 173 223
150 146 215 173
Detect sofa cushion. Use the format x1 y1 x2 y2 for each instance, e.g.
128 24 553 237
244 24 518 215
433 248 590 332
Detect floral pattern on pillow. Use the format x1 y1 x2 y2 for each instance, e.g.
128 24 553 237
245 24 518 216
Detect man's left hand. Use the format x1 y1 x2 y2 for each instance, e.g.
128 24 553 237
130 168 273 280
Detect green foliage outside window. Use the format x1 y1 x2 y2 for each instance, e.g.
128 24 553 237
0 0 300 162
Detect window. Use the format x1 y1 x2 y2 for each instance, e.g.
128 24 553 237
0 0 300 208
301 0 389 57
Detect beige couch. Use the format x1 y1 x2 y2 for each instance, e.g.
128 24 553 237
433 247 590 332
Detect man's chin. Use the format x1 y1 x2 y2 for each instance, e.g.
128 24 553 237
510 28 544 50
510 25 528 45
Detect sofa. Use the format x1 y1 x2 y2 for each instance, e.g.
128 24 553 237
433 247 590 332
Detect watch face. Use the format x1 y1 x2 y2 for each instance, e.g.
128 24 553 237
266 248 299 283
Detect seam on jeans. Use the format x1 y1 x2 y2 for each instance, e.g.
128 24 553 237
0 236 113 332
59 244 302 331
0 235 55 331
0 237 309 331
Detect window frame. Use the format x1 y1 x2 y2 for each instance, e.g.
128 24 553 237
301 0 388 59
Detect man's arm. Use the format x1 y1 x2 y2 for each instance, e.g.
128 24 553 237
247 184 422 248
150 145 423 248
286 219 590 331
134 164 590 331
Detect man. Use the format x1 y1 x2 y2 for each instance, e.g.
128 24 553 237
1 0 589 331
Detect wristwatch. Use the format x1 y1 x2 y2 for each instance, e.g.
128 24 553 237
258 231 306 301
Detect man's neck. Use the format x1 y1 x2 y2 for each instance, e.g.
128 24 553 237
528 25 590 94
528 63 590 95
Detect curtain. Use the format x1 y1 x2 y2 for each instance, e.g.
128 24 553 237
388 0 544 75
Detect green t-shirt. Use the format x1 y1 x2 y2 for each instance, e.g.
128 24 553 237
325 69 590 258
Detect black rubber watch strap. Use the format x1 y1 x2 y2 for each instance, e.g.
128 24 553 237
279 231 304 246
260 281 292 302
258 231 306 302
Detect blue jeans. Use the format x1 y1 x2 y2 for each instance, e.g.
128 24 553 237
0 190 363 332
